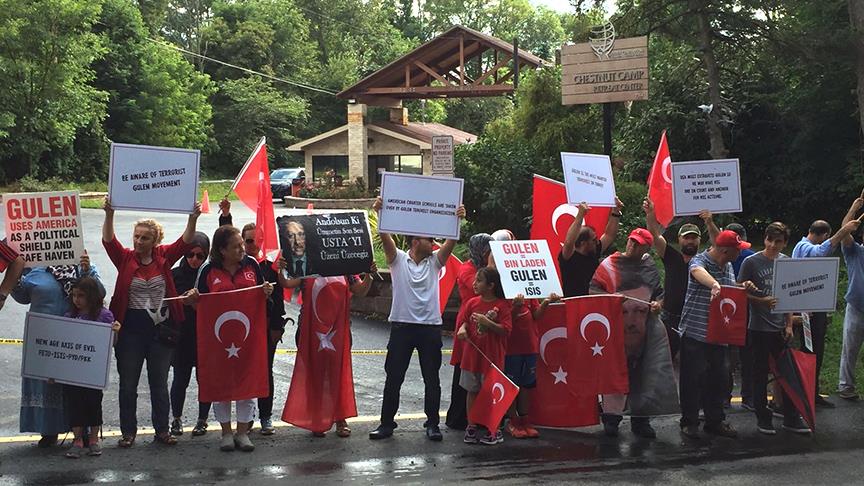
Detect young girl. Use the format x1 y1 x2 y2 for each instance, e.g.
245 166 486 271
456 267 512 445
504 292 559 439
64 276 121 458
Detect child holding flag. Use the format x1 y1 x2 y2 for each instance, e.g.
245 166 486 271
456 267 512 445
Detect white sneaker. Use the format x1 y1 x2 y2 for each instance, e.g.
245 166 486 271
219 434 235 452
234 432 255 452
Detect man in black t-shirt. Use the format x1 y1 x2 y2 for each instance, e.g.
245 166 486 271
644 198 703 359
559 199 623 297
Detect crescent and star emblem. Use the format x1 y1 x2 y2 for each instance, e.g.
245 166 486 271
539 326 568 384
551 204 583 246
311 277 343 352
491 383 505 405
661 156 672 184
214 310 251 359
719 297 737 325
579 312 611 357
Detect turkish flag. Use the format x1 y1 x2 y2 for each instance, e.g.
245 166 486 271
647 131 674 227
532 303 600 427
438 253 461 313
468 359 519 432
531 175 611 277
282 277 357 433
707 285 748 346
566 295 628 395
232 137 279 260
196 287 269 403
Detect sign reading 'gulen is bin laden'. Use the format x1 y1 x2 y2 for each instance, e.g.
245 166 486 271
561 35 649 106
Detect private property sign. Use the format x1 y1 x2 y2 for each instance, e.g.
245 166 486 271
561 36 649 105
431 135 454 175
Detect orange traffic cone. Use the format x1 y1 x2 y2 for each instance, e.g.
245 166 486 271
201 189 211 214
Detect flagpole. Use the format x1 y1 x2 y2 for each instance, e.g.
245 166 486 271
163 284 265 301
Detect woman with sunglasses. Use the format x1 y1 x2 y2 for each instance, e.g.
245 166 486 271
169 232 212 437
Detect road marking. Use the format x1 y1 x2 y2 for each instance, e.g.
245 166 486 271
0 338 452 356
0 412 440 444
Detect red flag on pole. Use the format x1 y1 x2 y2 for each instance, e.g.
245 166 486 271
467 358 519 432
647 131 674 227
196 287 269 403
231 137 279 260
438 253 461 313
565 295 629 395
531 175 611 277
707 285 748 346
282 277 357 433
532 303 600 427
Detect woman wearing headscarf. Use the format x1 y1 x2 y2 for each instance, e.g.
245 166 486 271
169 231 211 436
12 254 102 447
445 233 492 430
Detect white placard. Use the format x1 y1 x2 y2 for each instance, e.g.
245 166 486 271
22 312 114 390
490 240 563 299
2 191 84 267
772 258 840 313
378 173 463 240
671 159 742 216
109 142 200 214
561 152 616 207
431 135 454 174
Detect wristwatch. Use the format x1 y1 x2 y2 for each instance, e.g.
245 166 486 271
611 212 622 218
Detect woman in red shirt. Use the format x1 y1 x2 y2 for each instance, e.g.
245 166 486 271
101 199 201 448
193 225 273 452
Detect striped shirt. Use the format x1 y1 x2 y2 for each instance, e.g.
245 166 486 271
679 251 736 343
129 263 167 310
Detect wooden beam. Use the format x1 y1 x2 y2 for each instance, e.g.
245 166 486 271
365 85 514 95
405 64 410 87
414 60 451 86
459 35 465 85
473 56 511 86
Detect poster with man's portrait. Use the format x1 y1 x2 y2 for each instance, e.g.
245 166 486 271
276 211 374 278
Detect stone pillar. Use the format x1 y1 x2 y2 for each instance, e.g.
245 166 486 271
347 103 368 188
389 105 408 126
421 149 432 175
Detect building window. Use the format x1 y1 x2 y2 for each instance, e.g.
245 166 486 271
312 155 349 183
397 155 422 175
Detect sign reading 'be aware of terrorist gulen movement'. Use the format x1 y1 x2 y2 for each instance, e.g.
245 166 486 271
378 172 464 240
3 190 84 267
772 257 840 314
108 142 200 214
671 159 743 216
490 240 563 299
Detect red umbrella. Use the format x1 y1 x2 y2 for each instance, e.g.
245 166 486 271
769 348 816 431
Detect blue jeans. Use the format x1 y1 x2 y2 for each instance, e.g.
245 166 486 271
116 309 174 436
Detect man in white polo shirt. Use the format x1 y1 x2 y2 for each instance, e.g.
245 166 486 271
369 197 466 441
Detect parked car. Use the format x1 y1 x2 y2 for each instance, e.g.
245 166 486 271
270 168 305 199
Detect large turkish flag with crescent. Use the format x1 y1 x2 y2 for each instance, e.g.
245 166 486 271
531 175 611 278
468 359 519 432
707 285 748 346
647 131 674 227
197 287 269 402
566 295 628 395
282 276 357 433
532 303 599 427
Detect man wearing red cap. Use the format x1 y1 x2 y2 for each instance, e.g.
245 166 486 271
678 230 757 439
590 228 677 438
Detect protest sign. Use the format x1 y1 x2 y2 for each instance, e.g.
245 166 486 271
277 211 374 278
671 159 742 216
3 191 84 267
108 142 200 214
490 240 563 299
378 173 463 240
561 153 616 207
431 135 454 176
22 312 114 390
773 258 840 313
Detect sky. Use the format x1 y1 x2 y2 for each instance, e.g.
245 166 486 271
529 0 617 15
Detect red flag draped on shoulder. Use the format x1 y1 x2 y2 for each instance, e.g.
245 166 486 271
196 287 269 402
282 277 357 433
232 137 279 260
468 358 519 432
532 303 600 427
647 131 674 227
565 295 628 395
531 175 611 277
707 285 748 346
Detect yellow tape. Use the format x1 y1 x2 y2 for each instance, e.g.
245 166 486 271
0 338 23 345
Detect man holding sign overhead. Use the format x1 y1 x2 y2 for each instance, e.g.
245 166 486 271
837 193 864 401
559 200 623 297
368 196 466 442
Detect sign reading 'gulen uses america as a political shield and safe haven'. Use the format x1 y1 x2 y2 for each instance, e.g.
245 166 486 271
277 211 374 278
22 312 114 390
490 240 563 299
561 35 649 106
108 142 200 214
3 190 84 267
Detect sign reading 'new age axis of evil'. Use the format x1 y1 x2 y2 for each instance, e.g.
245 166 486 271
108 142 200 214
561 36 649 106
490 240 563 299
772 257 840 314
276 211 374 278
561 153 617 207
3 190 84 267
671 159 743 216
378 172 464 240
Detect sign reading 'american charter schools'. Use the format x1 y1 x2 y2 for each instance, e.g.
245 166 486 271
561 36 649 105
